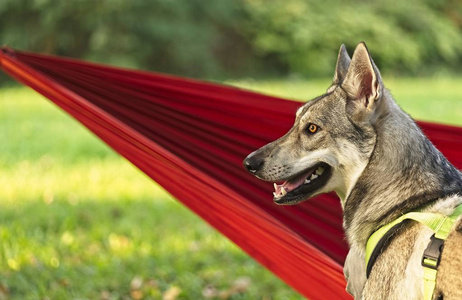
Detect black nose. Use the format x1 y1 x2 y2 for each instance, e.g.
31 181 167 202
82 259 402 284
243 155 264 174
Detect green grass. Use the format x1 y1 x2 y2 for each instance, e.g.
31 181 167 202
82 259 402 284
1 78 461 299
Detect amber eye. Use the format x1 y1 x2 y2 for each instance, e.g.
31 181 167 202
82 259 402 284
307 123 320 134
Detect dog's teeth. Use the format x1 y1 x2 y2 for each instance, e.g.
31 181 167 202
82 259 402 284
273 192 282 199
304 179 311 184
311 174 318 180
315 167 325 175
281 188 287 196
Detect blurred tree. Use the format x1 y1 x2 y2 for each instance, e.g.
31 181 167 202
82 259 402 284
0 0 461 79
240 0 462 76
0 0 259 78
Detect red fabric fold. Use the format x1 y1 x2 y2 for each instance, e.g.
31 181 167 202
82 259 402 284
2 48 461 299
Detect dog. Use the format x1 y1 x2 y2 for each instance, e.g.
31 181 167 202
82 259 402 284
243 42 462 299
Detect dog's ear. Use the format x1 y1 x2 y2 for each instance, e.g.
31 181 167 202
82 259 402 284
333 44 351 85
342 42 384 122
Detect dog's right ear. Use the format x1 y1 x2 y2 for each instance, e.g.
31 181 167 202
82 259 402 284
341 42 384 123
333 44 351 85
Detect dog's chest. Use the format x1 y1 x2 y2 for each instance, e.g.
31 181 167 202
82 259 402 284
344 246 366 298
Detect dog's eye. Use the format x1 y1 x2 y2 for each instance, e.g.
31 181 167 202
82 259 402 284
307 123 320 134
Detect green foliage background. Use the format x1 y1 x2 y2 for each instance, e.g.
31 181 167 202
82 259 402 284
1 0 462 79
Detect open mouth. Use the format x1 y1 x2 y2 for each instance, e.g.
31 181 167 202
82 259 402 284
273 162 332 205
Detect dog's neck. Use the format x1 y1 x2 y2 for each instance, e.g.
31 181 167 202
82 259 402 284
343 90 462 249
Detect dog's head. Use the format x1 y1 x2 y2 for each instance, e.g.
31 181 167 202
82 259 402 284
243 42 386 205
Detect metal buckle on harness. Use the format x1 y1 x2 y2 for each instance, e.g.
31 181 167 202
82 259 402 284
421 234 444 270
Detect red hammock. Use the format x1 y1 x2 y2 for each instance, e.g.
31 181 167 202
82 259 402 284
2 47 462 299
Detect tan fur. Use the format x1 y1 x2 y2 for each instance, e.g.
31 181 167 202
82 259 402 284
434 217 462 300
362 216 462 300
364 223 423 300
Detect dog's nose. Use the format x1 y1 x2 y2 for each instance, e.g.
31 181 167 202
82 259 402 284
243 155 264 174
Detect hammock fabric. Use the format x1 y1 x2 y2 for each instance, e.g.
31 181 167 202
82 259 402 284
2 47 462 299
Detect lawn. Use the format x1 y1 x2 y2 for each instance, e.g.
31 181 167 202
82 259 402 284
0 77 461 300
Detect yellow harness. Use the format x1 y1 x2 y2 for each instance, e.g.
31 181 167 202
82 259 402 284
365 203 462 300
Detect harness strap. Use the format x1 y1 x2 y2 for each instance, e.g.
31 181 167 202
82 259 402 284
365 203 462 300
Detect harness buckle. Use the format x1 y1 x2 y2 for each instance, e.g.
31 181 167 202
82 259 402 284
421 234 444 270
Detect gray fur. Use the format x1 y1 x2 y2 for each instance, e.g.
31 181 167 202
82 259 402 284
244 42 462 299
332 44 351 86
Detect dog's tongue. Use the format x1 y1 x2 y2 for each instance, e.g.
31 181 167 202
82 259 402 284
273 168 316 197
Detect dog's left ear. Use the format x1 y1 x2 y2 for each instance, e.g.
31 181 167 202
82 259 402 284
333 44 351 85
342 42 384 122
